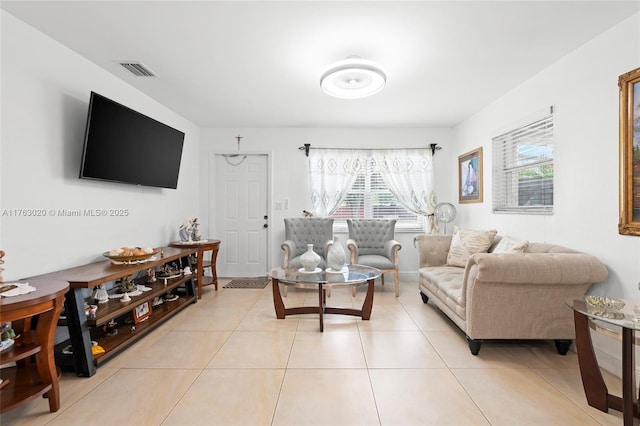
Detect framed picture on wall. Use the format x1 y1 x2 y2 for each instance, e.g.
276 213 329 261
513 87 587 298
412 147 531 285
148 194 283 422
618 66 640 236
458 147 483 203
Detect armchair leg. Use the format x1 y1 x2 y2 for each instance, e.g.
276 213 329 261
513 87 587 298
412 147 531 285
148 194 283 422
394 270 399 297
420 292 429 304
466 336 483 355
352 286 356 297
381 274 385 286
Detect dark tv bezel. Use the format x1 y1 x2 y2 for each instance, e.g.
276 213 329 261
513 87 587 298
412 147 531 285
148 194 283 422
79 91 185 189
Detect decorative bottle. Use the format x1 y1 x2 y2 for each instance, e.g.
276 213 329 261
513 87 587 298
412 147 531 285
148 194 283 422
300 244 321 272
327 236 346 271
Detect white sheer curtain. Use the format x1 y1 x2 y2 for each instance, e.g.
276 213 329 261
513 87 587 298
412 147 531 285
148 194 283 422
372 149 438 233
308 149 363 217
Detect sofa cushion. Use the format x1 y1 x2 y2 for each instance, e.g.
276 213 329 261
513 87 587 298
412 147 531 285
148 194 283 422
492 236 529 253
419 266 466 310
446 227 497 267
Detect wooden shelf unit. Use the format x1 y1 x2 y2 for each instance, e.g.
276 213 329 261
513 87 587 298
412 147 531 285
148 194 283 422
0 277 68 413
29 246 198 377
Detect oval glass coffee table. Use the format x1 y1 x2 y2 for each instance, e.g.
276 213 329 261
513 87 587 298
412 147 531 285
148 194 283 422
268 265 381 331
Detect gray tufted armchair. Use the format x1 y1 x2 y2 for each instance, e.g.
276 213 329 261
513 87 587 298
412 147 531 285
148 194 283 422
347 219 402 296
282 218 334 270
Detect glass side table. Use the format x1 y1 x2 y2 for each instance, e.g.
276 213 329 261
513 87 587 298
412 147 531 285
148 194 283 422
568 297 639 426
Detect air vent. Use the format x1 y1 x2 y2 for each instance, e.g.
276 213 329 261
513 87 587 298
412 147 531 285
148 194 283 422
117 61 158 77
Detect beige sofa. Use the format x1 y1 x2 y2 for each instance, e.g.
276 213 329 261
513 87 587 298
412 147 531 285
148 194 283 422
415 234 608 355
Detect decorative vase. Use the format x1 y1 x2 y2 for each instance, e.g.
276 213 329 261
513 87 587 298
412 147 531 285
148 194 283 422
327 236 346 271
300 244 321 272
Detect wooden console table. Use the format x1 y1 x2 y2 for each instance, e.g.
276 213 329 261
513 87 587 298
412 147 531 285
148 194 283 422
169 240 220 299
0 277 68 413
28 246 197 377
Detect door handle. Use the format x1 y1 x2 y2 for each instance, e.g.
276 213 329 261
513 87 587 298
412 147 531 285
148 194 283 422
264 215 268 220
263 223 268 228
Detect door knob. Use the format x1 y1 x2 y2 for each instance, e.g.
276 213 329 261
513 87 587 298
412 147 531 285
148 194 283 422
264 215 268 220
263 223 268 228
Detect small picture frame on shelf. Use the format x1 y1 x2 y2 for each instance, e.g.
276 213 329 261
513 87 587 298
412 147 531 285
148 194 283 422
133 301 152 324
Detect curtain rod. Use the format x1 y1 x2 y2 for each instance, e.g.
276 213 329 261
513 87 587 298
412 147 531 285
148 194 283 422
298 143 441 157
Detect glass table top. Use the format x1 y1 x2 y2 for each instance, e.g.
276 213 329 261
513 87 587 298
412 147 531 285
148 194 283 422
568 296 640 331
268 265 381 286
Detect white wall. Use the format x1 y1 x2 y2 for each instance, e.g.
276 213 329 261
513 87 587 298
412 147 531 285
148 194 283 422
0 12 201 280
200 127 454 277
453 13 640 376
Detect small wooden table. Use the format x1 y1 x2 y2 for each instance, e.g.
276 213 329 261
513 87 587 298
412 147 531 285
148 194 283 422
268 265 381 331
169 240 220 299
0 277 69 413
569 297 639 426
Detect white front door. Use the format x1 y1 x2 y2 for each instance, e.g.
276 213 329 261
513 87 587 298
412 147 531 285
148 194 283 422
212 154 269 277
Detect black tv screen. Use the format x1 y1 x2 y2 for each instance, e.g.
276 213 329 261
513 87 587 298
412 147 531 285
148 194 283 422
79 92 185 189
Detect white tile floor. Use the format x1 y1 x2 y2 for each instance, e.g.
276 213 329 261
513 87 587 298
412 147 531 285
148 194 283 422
1 279 629 425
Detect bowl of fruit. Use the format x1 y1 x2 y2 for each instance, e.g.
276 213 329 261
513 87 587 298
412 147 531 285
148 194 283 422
103 246 159 263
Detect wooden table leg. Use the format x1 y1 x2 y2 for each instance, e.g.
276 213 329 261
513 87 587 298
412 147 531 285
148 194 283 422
196 247 204 299
210 245 219 290
361 279 375 320
34 297 64 412
573 310 609 411
272 278 285 319
622 328 637 426
318 284 324 332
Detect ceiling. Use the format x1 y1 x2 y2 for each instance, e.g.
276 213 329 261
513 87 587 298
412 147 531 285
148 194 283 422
2 1 638 128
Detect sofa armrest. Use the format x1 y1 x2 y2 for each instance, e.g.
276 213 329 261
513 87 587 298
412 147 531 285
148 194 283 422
415 234 451 267
467 252 609 285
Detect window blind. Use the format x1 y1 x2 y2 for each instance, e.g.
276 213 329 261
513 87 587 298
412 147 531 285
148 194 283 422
331 155 421 227
492 112 554 214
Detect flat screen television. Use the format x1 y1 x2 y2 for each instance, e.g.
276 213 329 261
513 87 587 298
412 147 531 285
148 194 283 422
79 92 185 189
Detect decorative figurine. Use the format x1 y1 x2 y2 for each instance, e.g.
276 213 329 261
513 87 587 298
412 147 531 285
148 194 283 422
93 284 109 304
179 218 194 242
191 218 202 241
178 218 202 242
147 268 156 283
103 319 117 336
115 276 136 294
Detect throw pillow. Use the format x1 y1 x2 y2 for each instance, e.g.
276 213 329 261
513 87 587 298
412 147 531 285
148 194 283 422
492 236 529 253
446 226 497 267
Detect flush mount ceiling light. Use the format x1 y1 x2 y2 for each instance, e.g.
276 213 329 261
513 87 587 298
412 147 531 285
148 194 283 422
320 57 386 99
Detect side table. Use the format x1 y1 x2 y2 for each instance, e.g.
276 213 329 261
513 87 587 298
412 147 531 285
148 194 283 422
0 277 69 413
569 297 639 426
169 240 220 299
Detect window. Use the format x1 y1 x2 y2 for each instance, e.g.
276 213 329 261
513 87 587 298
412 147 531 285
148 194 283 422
331 154 424 230
492 110 554 214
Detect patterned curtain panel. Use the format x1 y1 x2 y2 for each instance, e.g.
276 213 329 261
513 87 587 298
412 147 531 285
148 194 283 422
372 149 438 233
308 149 363 217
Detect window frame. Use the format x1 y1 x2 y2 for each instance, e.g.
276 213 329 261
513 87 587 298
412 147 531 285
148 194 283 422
492 111 554 215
